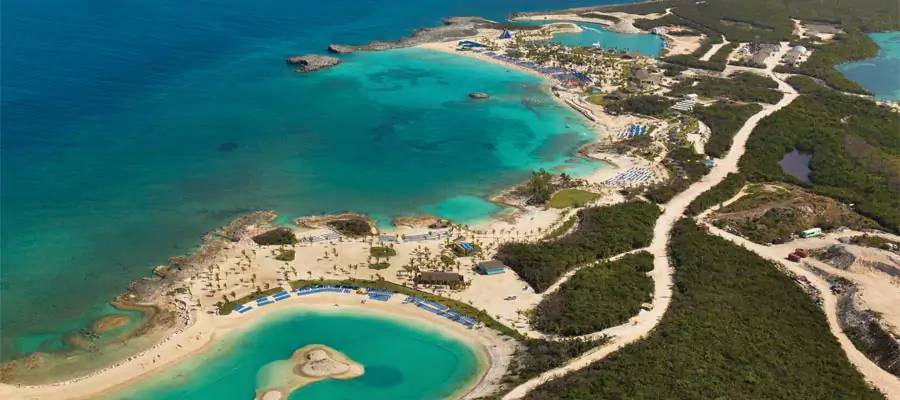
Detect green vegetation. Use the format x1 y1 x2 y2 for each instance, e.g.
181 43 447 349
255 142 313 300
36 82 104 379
644 147 707 204
777 28 879 93
544 216 577 240
548 189 601 209
605 95 674 117
251 227 297 246
686 173 746 215
740 76 900 232
515 169 577 205
663 41 736 72
369 246 397 258
496 201 660 292
274 248 295 261
710 184 877 243
848 234 900 251
532 252 653 336
694 102 762 158
608 0 898 93
525 220 883 400
577 12 620 23
503 338 604 390
670 72 782 104
325 217 372 237
586 93 605 106
629 0 900 42
526 169 554 204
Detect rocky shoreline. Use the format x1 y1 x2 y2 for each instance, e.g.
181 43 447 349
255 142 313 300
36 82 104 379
286 55 342 72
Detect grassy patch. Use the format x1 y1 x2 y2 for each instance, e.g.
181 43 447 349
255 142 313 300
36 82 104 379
274 248 295 261
369 246 396 258
367 262 390 270
525 220 883 399
532 252 653 336
549 189 601 209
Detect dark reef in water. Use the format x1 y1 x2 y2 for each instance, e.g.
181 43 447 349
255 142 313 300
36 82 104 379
218 142 238 152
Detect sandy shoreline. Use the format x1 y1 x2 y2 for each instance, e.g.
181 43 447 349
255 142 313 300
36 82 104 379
0 292 512 400
3 18 648 400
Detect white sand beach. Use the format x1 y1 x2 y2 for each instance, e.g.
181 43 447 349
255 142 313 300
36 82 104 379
0 293 515 400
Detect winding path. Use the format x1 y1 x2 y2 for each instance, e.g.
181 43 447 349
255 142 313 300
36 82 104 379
704 225 900 397
503 66 799 399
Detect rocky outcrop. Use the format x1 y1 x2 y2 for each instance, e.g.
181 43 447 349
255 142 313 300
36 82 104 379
327 44 355 54
286 55 341 72
837 286 900 377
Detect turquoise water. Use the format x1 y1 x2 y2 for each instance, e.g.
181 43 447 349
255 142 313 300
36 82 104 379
514 20 664 57
837 31 900 100
107 309 483 399
1 0 633 363
552 23 663 57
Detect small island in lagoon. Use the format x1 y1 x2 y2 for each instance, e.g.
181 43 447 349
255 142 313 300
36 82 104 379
2 0 899 399
255 345 364 400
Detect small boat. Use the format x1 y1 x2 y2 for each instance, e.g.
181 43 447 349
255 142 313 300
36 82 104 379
591 41 603 49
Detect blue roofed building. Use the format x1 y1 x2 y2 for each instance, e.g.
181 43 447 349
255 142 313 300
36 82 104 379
476 260 507 275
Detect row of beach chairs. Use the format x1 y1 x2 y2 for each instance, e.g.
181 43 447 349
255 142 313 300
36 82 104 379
483 53 592 84
404 231 448 242
619 124 648 139
295 285 354 296
604 167 653 187
403 296 477 329
304 232 342 243
367 289 395 302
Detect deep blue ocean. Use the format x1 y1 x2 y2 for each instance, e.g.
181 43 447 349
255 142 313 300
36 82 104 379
2 0 637 361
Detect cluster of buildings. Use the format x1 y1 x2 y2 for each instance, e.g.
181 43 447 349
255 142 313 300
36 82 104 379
733 43 810 67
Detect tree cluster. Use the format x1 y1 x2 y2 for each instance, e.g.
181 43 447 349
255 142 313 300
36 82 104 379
496 201 660 292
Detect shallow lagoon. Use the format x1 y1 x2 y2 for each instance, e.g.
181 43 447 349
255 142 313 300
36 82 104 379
837 31 900 100
107 309 484 399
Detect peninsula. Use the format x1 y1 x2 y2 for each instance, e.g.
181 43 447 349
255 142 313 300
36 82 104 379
2 1 898 399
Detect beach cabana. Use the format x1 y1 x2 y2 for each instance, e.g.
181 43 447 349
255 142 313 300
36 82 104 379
415 271 465 289
499 30 513 39
457 40 485 48
476 260 507 275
